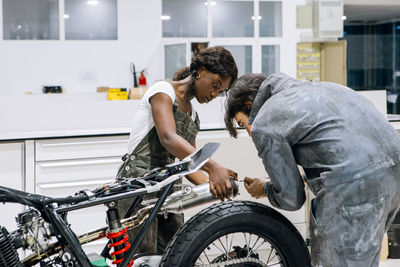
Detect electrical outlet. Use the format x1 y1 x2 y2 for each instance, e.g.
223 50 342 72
79 70 97 81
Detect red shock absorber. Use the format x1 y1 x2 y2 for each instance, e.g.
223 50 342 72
106 204 134 267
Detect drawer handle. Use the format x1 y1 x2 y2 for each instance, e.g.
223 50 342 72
38 179 114 189
39 140 128 147
38 158 122 168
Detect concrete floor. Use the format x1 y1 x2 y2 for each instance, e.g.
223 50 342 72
380 259 400 266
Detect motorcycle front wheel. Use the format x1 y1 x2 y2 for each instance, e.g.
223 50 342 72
160 201 311 267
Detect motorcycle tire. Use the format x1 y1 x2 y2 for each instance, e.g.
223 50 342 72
160 200 311 267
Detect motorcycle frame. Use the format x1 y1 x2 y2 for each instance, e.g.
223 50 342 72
0 179 176 267
0 143 219 267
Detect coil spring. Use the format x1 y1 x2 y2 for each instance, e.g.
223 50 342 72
106 228 133 266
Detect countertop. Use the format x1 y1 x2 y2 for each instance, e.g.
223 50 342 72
0 93 228 141
1 91 399 142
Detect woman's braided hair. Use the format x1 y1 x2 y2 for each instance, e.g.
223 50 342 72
173 46 238 90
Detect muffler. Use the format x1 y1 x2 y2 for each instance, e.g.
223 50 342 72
121 178 239 229
161 177 239 213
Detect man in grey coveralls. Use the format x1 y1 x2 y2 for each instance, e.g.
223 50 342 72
224 73 400 266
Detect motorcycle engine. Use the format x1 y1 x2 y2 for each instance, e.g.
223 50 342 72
0 209 56 267
12 209 54 253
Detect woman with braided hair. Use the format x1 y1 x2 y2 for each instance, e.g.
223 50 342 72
116 46 238 254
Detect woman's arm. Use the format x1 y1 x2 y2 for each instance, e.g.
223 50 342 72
186 171 209 185
150 93 237 198
150 93 196 158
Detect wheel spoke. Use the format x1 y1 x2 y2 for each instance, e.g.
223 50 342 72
248 235 261 257
243 232 249 255
267 261 283 267
195 232 287 267
268 251 278 263
202 248 212 263
228 233 233 255
266 245 274 263
217 237 231 260
247 233 252 256
253 238 268 252
211 241 228 255
196 256 205 264
225 235 230 260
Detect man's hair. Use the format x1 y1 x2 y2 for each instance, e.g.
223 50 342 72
224 73 267 138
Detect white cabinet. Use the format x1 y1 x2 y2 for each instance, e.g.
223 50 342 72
0 142 24 231
34 135 129 240
185 130 308 238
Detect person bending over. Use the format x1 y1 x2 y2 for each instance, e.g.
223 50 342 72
224 73 400 267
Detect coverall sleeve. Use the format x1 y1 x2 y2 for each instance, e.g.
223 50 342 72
252 130 305 211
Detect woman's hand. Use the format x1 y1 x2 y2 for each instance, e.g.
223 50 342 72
244 177 267 199
207 160 237 200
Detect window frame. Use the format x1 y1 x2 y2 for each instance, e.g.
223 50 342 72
161 0 284 77
1 0 119 41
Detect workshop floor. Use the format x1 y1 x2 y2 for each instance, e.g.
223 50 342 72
380 259 400 266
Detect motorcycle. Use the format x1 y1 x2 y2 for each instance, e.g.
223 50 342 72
0 143 310 267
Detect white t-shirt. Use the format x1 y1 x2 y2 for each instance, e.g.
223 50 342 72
127 81 176 154
127 81 197 154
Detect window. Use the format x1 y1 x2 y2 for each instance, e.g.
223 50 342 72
3 0 59 40
2 0 118 40
262 45 280 76
212 1 254 38
259 1 282 37
162 0 283 79
162 0 207 38
343 23 394 90
165 44 187 80
223 45 252 76
64 0 118 40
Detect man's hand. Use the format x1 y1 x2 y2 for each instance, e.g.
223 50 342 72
244 177 267 199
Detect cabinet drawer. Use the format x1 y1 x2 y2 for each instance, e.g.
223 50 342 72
35 156 122 183
196 130 307 224
36 178 114 197
35 135 129 161
68 206 108 236
36 182 111 236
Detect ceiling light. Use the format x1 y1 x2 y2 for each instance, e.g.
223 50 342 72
342 15 347 20
251 16 262 20
87 0 99 5
64 14 70 19
161 15 171 20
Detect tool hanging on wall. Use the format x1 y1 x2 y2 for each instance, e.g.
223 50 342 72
130 62 138 88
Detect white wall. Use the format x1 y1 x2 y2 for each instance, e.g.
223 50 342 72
0 0 306 96
0 0 162 95
344 0 400 5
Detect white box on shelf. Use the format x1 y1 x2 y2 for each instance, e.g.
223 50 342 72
313 0 344 39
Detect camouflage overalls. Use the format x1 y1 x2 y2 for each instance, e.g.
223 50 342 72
116 101 200 254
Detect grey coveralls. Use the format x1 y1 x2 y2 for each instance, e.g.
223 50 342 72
116 101 200 254
249 73 400 267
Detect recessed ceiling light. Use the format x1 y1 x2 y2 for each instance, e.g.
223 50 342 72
87 0 99 6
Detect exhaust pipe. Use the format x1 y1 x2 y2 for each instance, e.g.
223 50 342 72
161 178 238 213
122 177 239 229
